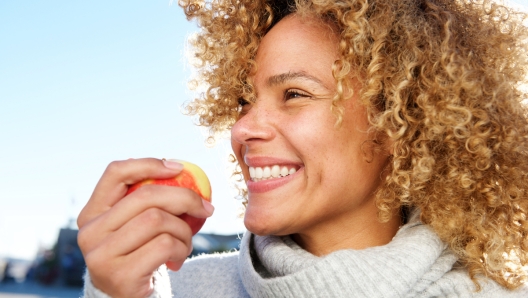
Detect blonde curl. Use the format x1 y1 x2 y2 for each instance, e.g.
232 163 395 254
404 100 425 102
179 0 528 290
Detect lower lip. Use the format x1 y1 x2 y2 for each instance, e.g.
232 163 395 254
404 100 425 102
246 168 303 193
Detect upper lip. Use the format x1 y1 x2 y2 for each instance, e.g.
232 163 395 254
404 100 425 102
244 155 303 168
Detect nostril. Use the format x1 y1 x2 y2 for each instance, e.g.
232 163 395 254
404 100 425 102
246 137 262 142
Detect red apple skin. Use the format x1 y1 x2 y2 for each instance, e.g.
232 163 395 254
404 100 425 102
126 160 212 235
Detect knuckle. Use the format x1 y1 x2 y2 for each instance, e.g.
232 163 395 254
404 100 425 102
77 228 90 251
76 212 87 228
106 160 125 176
77 205 96 229
128 184 159 203
156 233 176 251
84 250 103 270
141 208 165 227
135 184 156 198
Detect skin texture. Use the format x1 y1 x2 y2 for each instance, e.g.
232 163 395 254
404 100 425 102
77 158 214 298
231 15 400 256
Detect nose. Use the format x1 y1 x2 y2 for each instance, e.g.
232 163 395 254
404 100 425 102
231 101 276 146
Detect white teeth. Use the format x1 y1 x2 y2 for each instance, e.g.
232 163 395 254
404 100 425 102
248 165 299 181
271 165 280 178
280 166 288 177
263 166 271 178
255 167 263 179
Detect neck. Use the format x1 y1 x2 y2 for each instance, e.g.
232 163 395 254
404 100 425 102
291 207 401 256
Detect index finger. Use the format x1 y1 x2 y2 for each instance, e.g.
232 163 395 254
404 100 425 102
77 158 183 228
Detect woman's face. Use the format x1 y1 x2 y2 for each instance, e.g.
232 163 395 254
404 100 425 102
231 15 392 243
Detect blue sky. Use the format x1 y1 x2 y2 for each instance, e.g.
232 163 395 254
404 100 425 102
0 1 245 260
1 0 527 261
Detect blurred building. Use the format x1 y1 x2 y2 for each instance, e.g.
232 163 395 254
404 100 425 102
56 228 86 286
0 257 33 283
28 228 85 286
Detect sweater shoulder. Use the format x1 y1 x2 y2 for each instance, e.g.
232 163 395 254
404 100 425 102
169 250 248 298
416 267 528 297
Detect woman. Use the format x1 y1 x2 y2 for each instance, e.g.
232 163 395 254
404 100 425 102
78 0 528 297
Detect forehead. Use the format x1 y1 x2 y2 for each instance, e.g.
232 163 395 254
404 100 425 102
253 15 340 80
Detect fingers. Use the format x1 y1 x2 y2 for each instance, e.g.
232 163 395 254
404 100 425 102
84 210 193 275
78 185 213 253
89 207 194 257
78 158 183 228
130 233 191 274
81 208 196 298
85 231 190 298
108 184 213 231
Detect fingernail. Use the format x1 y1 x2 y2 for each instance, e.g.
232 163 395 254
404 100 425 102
162 159 183 171
202 199 214 216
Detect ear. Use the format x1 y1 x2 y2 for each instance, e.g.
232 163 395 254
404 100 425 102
388 141 394 156
378 132 394 156
382 134 394 156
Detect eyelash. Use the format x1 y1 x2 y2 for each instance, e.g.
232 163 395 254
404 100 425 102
238 98 249 107
237 89 310 108
284 89 310 100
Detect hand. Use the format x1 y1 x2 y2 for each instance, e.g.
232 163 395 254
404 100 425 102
77 158 214 298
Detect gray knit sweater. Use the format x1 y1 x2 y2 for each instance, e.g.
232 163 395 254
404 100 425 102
83 211 528 297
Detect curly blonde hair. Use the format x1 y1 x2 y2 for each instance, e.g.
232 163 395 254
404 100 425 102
178 0 528 290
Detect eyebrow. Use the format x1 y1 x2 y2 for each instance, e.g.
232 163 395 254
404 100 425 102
266 71 328 89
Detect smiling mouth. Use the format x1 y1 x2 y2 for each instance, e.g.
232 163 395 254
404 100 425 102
249 165 298 181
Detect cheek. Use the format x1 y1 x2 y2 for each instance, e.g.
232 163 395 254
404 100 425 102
295 117 342 160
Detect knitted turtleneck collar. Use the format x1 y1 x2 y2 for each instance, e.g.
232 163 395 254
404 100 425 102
238 211 462 297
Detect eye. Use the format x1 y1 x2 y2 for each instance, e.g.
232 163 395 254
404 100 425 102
238 97 249 107
284 89 310 100
237 97 251 116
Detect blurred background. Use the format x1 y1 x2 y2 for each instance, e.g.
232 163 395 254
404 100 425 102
0 0 527 297
0 0 245 296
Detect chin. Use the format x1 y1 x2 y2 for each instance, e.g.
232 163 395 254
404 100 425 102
244 213 273 236
243 208 289 236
